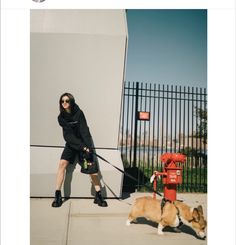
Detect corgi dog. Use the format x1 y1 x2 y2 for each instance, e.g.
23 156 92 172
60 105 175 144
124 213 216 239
126 196 207 239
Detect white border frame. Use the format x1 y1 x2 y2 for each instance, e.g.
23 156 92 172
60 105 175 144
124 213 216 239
1 1 235 245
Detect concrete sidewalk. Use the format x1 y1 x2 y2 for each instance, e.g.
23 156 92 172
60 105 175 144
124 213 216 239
30 193 207 245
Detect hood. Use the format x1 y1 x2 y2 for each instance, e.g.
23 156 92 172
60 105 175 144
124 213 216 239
59 103 81 123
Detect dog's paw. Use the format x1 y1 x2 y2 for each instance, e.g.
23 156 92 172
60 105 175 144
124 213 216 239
157 224 164 235
126 220 131 226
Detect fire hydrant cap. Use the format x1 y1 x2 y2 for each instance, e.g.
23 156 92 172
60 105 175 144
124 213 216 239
160 153 186 163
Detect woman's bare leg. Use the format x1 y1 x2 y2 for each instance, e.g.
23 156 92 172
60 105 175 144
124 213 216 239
55 159 69 190
52 159 69 208
90 173 101 192
90 173 108 207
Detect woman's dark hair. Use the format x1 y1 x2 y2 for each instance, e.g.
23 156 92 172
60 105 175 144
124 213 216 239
59 92 75 112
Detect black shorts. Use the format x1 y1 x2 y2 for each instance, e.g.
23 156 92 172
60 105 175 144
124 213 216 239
60 145 98 174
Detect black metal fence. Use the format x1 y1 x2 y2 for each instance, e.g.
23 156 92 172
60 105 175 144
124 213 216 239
119 82 207 193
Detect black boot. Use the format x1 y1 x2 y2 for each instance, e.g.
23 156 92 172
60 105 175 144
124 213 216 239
51 190 63 208
94 191 108 207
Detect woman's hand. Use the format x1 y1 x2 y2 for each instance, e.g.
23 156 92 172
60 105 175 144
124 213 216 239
83 147 90 152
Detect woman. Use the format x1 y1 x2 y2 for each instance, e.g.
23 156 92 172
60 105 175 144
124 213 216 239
52 92 108 207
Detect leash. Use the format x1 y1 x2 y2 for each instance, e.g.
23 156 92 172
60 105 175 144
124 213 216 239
31 144 163 197
92 151 163 197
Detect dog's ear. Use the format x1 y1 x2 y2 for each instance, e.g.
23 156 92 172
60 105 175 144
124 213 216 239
192 208 200 222
197 205 203 215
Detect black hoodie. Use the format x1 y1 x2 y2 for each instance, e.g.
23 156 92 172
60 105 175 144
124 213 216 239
58 104 93 151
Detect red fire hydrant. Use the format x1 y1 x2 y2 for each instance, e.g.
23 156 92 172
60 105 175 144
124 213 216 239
151 153 186 201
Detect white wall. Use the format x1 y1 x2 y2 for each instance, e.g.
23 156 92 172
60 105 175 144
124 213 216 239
30 9 128 197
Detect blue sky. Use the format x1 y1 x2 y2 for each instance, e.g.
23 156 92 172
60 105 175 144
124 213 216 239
125 9 207 88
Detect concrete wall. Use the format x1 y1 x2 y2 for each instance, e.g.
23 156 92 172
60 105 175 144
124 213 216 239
30 10 128 198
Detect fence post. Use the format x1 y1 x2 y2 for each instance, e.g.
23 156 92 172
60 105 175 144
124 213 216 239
133 82 139 167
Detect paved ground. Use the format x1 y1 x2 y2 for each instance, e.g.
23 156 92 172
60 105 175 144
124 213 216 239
30 192 207 245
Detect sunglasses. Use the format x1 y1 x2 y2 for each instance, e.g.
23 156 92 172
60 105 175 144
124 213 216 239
61 99 70 104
